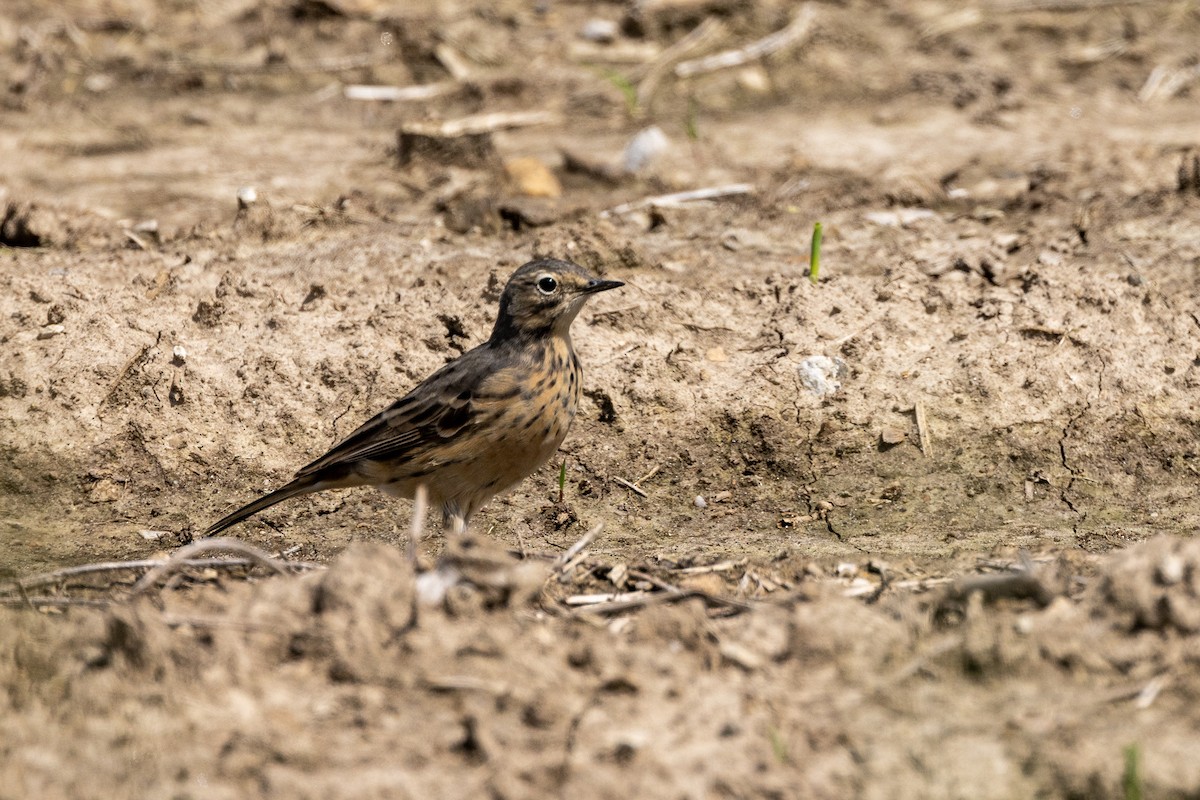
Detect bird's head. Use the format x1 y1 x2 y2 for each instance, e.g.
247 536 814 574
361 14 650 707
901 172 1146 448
490 258 623 341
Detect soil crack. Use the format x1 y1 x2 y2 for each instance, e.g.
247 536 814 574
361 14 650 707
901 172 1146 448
1058 359 1106 517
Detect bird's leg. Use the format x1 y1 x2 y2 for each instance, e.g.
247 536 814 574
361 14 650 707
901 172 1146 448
408 484 429 567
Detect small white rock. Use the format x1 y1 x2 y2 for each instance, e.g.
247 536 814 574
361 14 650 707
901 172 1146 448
172 345 188 362
736 65 770 94
693 495 707 509
37 324 65 340
796 355 848 396
580 18 618 43
1158 554 1185 586
864 208 937 227
138 529 169 541
623 126 670 174
84 73 114 93
237 186 258 209
416 565 461 606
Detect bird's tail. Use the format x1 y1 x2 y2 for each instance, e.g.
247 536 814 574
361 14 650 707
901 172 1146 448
204 477 323 537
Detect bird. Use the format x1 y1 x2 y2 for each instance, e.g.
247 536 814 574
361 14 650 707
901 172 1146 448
205 257 623 537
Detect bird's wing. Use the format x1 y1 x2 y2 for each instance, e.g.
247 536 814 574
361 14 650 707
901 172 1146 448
293 347 524 478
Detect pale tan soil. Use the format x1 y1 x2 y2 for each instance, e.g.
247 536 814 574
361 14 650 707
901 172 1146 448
2 0 1200 797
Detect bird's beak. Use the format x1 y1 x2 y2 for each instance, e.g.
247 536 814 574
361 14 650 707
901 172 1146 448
582 278 624 294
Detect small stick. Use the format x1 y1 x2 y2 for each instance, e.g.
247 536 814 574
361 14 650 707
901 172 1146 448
568 589 753 615
635 17 728 110
344 83 456 102
843 577 954 597
564 590 653 606
102 343 152 407
635 464 661 485
128 538 291 597
601 183 754 217
1 596 112 608
568 40 661 65
556 551 592 583
420 675 510 695
434 43 474 81
612 476 648 498
1138 63 1200 103
556 523 605 573
1134 676 1167 709
674 4 818 78
674 559 747 575
998 0 1152 11
627 568 683 594
123 230 148 250
402 110 559 138
4 556 320 594
914 401 933 458
160 51 383 75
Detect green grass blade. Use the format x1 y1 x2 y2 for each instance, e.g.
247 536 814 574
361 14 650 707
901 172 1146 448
809 222 823 285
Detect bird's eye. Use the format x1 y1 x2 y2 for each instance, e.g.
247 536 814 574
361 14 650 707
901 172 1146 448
536 275 558 295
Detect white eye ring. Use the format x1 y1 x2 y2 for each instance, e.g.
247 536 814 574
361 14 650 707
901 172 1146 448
536 274 558 295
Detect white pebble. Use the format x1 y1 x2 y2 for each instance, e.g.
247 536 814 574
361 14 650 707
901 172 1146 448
796 355 848 396
416 565 461 606
237 186 258 209
623 126 670 174
172 345 188 362
1158 554 1185 586
580 19 618 43
37 324 65 340
693 495 707 509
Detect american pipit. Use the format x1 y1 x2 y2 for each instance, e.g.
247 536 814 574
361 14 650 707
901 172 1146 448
205 258 622 536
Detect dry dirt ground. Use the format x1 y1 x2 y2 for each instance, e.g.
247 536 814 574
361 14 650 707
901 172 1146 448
3 0 1200 797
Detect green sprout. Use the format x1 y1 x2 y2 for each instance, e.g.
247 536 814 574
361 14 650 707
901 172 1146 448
557 460 567 504
601 69 638 116
767 725 789 765
685 96 700 141
809 222 823 285
1123 744 1142 800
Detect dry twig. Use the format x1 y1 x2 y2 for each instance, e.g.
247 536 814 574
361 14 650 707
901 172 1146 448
402 110 559 138
343 83 457 102
612 476 648 498
627 568 684 595
674 4 818 78
634 17 728 110
3 554 319 596
1138 63 1200 104
128 538 295 597
0 596 110 609
160 52 383 75
674 559 747 575
601 183 754 217
556 523 605 574
914 401 933 458
568 588 752 616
